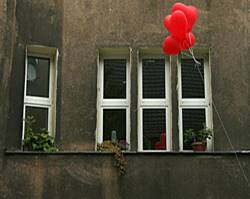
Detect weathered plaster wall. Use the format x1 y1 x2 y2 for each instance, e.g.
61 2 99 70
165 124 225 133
208 0 250 150
2 153 250 199
0 0 16 195
6 0 63 149
0 0 16 151
0 0 8 151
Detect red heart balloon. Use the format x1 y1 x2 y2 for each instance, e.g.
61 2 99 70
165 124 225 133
172 3 187 13
162 36 181 55
172 3 198 32
186 6 198 31
164 10 188 41
180 32 196 50
163 15 171 32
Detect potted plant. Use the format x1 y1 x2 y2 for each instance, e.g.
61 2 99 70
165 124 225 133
184 127 213 151
23 116 58 152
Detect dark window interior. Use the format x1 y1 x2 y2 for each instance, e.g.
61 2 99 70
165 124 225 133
27 56 50 97
181 59 205 98
104 59 126 99
25 106 49 133
143 109 166 150
142 59 165 99
103 109 126 142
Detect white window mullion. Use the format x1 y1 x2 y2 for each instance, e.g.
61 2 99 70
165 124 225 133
138 108 143 151
24 96 51 106
206 106 213 151
48 107 52 135
166 106 171 151
178 107 183 151
140 100 167 107
126 107 131 150
22 105 26 140
101 99 129 107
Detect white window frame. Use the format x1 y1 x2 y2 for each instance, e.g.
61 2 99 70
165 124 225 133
138 49 172 152
96 48 131 149
178 49 213 151
22 45 58 140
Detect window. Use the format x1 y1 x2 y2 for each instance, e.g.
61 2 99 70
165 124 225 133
96 48 131 148
22 45 58 140
178 51 213 151
96 48 212 152
138 49 171 151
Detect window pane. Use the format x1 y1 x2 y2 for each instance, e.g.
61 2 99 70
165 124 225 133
181 59 205 98
103 109 126 142
142 59 165 98
182 109 206 150
143 109 166 150
25 106 49 133
27 56 50 97
104 59 126 99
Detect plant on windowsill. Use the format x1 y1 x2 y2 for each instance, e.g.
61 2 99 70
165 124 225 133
22 116 58 152
184 127 213 151
97 140 128 175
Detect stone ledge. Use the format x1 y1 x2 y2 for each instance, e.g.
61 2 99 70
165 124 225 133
4 150 250 156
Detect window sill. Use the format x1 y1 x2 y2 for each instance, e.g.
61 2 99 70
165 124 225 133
4 150 250 156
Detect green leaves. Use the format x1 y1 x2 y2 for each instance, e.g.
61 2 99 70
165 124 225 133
23 116 58 152
184 127 213 144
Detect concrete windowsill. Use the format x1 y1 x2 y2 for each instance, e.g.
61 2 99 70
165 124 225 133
4 150 250 156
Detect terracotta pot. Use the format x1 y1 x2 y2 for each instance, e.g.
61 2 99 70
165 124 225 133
191 142 206 151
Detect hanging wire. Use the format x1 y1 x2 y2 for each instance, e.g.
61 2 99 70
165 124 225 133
182 49 250 190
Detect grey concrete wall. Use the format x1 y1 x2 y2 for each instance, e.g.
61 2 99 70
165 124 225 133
0 0 16 194
208 0 250 150
0 0 16 151
1 152 250 199
6 0 63 149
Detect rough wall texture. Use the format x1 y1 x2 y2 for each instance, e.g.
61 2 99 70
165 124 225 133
6 0 63 149
0 0 8 151
0 0 16 195
2 153 250 199
208 0 250 150
0 0 16 151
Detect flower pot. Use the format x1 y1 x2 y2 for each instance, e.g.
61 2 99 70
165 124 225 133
191 142 206 151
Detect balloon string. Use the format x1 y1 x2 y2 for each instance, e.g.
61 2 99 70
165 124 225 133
188 48 201 66
187 33 201 66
